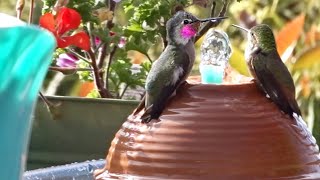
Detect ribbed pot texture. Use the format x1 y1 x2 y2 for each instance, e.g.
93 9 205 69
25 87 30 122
95 83 320 179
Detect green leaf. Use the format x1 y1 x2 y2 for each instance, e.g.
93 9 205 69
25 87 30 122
125 36 151 56
86 89 101 98
124 4 134 13
109 57 147 96
229 45 250 76
126 23 146 32
77 60 93 81
293 45 320 70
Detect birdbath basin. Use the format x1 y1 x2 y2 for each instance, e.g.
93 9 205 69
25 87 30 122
94 82 320 179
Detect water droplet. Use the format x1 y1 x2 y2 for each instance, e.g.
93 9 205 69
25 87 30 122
200 29 232 84
88 164 94 173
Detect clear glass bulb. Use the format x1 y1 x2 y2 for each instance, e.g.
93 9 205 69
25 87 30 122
200 29 232 84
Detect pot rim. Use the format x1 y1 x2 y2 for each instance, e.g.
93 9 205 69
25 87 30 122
41 95 140 105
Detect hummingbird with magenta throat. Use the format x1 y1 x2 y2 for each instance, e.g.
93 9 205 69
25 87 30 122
232 24 302 122
133 11 227 123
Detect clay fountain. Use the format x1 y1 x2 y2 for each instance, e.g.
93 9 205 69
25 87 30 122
94 81 320 179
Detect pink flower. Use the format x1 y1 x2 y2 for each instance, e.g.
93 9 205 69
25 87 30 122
56 53 79 67
95 32 116 46
118 37 126 48
95 37 101 46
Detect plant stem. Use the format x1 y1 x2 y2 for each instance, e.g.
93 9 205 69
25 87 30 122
68 49 91 64
87 22 96 51
194 0 229 42
28 0 34 24
105 45 117 90
88 50 112 98
95 42 105 54
49 66 93 72
119 84 129 99
107 0 116 30
97 44 107 69
211 1 216 17
16 0 24 19
89 0 118 98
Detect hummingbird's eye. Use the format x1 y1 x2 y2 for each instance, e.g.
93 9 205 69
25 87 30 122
183 19 191 24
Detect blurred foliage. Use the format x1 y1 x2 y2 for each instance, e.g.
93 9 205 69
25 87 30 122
229 44 249 76
39 0 154 99
122 0 190 56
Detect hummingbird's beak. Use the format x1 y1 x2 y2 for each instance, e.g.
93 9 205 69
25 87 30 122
198 16 228 23
231 24 249 32
187 16 228 24
189 17 228 30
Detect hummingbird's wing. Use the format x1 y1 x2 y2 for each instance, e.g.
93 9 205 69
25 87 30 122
251 50 301 117
140 46 191 123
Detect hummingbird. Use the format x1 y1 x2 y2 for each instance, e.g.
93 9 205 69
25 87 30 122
133 11 227 123
232 24 302 121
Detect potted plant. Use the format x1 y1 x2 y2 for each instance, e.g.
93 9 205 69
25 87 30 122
25 0 144 169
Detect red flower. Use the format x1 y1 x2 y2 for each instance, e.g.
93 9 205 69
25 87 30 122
39 7 90 51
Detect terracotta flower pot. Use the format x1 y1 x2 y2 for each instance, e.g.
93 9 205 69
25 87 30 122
95 82 320 179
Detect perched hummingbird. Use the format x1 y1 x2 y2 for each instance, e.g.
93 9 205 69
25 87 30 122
133 11 227 123
232 24 302 120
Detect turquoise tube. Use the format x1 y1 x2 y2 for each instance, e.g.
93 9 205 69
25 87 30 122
0 14 55 180
199 64 225 84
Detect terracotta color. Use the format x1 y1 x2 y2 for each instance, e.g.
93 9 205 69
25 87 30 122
95 82 320 179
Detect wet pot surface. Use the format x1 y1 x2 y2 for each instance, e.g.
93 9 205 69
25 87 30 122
96 83 320 179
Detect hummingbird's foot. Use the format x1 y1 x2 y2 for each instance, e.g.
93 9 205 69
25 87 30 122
141 117 152 124
141 118 160 124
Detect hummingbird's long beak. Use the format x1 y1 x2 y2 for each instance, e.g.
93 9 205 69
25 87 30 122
186 17 227 31
231 24 249 32
198 16 228 23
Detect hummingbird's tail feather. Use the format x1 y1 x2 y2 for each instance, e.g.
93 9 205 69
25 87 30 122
292 113 318 147
289 99 302 117
132 95 146 116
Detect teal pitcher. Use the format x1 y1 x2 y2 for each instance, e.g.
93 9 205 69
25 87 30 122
0 13 55 179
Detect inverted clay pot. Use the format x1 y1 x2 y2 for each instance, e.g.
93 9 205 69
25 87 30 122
95 82 320 179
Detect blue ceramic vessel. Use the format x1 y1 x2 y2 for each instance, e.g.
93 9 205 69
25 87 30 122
0 13 55 179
